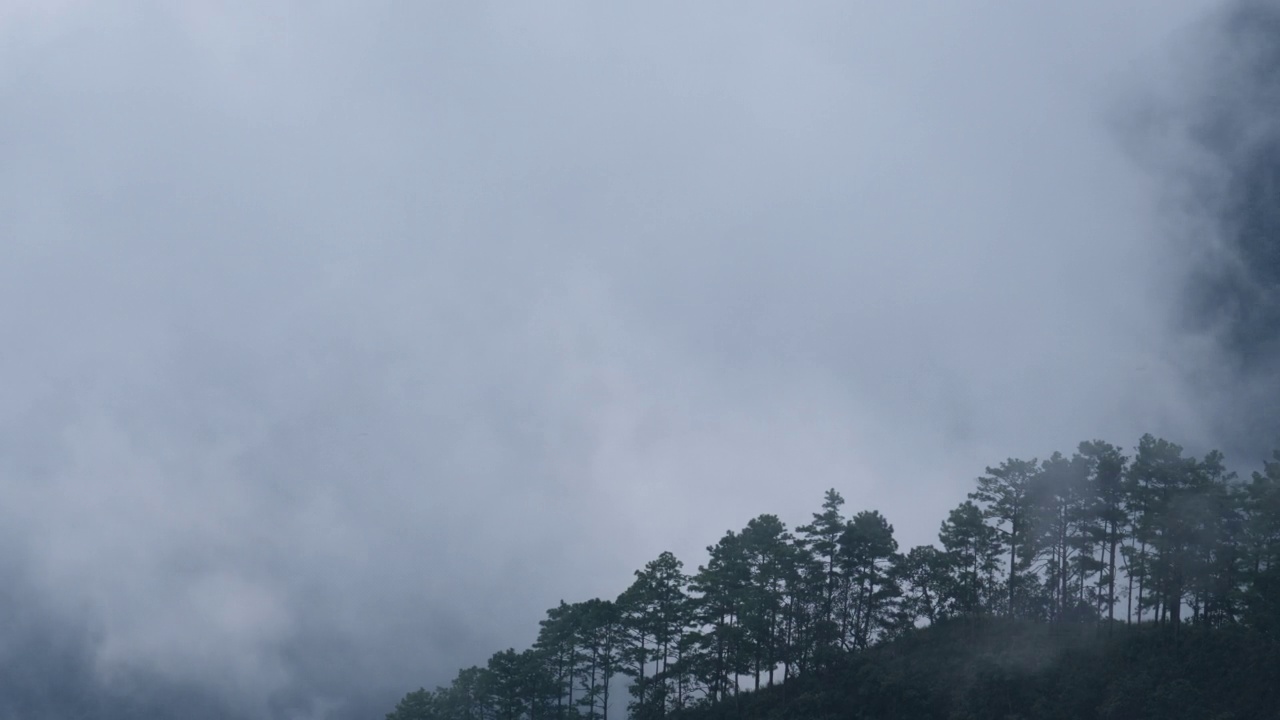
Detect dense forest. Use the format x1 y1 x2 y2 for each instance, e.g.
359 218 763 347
384 435 1280 720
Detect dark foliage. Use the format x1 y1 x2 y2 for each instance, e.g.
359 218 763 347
668 619 1280 720
385 434 1280 720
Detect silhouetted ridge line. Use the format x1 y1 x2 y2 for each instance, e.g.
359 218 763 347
385 434 1280 720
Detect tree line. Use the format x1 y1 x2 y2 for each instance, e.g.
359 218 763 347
385 434 1280 720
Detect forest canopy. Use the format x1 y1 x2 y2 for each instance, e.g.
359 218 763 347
384 435 1280 720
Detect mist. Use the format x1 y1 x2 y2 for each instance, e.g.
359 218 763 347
0 1 1268 718
1150 0 1280 460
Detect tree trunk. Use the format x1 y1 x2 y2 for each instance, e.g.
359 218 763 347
1137 539 1147 623
1126 547 1134 624
637 635 646 712
1009 518 1019 617
1108 523 1118 630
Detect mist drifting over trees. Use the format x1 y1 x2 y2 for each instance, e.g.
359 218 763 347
386 434 1280 720
3 0 1280 719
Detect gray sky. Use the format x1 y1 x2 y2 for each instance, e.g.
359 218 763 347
0 1 1262 718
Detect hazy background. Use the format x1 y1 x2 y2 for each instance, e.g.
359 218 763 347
0 1 1274 718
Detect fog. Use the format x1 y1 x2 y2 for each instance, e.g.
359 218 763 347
0 1 1268 717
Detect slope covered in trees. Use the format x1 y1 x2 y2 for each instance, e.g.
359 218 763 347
384 435 1280 720
669 617 1280 720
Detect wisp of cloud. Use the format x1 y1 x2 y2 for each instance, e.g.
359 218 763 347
0 1 1266 718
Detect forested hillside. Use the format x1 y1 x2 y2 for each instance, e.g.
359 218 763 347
384 435 1280 719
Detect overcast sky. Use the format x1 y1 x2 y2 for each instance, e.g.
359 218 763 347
0 1 1271 718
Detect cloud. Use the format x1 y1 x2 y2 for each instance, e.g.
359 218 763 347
1124 0 1280 461
0 1 1248 717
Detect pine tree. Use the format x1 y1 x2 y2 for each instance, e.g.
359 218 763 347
572 599 622 720
1077 440 1129 624
838 510 900 648
896 544 949 624
437 666 490 720
796 489 847 667
486 649 531 720
970 458 1040 618
1245 452 1280 582
689 531 749 705
779 529 820 683
536 601 584 714
619 552 688 719
1031 452 1096 621
385 688 439 720
737 514 791 689
1243 455 1280 637
939 501 1001 615
1127 435 1224 627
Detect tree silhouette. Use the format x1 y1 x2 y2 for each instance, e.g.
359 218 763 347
387 436 1280 720
970 458 1039 617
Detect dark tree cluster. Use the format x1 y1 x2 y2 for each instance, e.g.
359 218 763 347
385 435 1280 720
